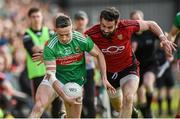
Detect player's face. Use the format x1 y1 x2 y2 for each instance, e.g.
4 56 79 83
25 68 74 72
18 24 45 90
74 18 88 32
30 11 43 26
56 25 72 44
100 18 117 39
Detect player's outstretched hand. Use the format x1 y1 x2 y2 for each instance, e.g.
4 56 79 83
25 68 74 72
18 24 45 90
102 77 116 95
63 95 82 105
160 35 177 56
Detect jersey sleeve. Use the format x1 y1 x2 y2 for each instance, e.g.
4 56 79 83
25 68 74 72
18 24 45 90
84 36 94 52
43 45 56 61
173 12 180 29
23 33 34 57
122 20 140 33
129 20 140 33
49 30 56 38
74 31 94 52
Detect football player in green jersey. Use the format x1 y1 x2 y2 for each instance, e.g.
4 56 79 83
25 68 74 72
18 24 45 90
168 11 180 118
29 14 116 118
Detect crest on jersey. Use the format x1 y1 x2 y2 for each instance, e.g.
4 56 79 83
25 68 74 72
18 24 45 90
75 46 81 52
117 34 123 40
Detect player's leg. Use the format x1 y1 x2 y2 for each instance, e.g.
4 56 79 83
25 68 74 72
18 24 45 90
143 71 156 117
64 101 82 118
106 72 123 115
156 75 164 116
81 69 96 118
120 74 139 118
108 88 123 114
166 87 173 115
29 80 56 118
157 87 163 116
165 67 175 115
51 97 62 118
137 84 147 117
136 74 148 117
176 98 180 118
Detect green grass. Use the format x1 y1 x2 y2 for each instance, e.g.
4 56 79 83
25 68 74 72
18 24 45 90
151 88 180 118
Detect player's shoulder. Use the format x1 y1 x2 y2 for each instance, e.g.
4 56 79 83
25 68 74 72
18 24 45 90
118 19 139 28
175 12 180 20
49 30 56 37
73 31 87 43
73 31 84 37
176 12 180 17
85 24 101 36
45 33 58 49
22 32 31 41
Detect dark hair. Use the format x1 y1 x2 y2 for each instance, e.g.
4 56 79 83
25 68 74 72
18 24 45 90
55 14 72 28
100 7 120 22
28 7 40 17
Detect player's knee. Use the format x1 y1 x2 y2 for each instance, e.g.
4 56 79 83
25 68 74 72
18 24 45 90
34 100 46 113
124 94 134 104
143 79 152 89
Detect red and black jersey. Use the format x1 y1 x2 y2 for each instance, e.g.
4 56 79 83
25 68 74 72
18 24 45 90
85 20 140 73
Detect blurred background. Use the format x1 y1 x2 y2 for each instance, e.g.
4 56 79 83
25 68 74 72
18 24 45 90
0 0 180 118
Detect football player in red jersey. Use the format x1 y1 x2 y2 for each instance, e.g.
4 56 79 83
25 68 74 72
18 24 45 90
85 7 176 118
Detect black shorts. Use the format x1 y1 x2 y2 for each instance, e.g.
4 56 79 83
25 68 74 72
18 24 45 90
156 67 175 89
139 61 158 87
107 63 139 89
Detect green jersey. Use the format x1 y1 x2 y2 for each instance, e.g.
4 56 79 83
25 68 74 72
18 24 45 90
174 12 180 29
174 12 180 59
43 31 94 86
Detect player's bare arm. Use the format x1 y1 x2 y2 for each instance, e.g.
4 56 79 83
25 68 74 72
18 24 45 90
89 44 116 94
138 20 176 56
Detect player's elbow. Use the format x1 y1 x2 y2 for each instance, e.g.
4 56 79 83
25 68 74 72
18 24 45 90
148 20 158 29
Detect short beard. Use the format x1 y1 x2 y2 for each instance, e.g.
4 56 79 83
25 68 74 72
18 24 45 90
101 30 115 39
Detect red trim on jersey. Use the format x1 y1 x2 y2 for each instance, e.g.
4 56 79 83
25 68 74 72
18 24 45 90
56 53 84 65
45 41 49 46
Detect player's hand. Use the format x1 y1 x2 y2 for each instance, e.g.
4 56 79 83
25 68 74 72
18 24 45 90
63 95 82 105
102 77 116 95
32 51 44 65
32 46 43 53
160 36 177 56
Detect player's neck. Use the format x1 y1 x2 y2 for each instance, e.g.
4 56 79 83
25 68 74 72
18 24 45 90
31 24 42 31
75 28 86 34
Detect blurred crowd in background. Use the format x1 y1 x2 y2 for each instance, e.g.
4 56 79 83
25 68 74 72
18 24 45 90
0 0 63 117
0 0 180 118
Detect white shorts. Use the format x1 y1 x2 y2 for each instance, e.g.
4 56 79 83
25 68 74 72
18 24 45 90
107 74 139 98
40 79 64 99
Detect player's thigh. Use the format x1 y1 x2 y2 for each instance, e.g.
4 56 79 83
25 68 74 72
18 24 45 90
35 84 56 106
143 71 156 87
121 75 139 97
